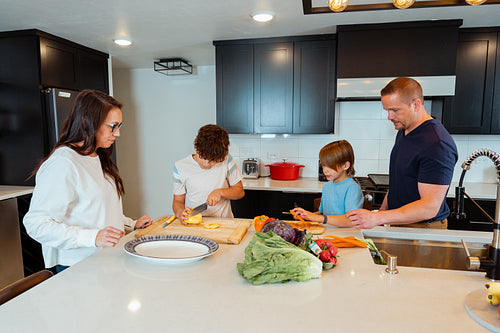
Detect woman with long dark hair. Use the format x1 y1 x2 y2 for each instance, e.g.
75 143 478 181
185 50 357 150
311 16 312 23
24 90 152 273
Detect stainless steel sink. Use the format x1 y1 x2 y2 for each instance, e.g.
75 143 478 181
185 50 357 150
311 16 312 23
370 237 489 271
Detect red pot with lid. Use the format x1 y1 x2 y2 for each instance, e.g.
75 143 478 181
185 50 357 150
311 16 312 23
265 161 305 180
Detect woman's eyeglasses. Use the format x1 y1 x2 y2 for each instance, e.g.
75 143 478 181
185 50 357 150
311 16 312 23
105 122 123 133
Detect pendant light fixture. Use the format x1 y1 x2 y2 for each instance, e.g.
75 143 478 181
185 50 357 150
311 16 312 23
392 0 416 8
328 0 349 12
465 0 487 5
306 0 495 13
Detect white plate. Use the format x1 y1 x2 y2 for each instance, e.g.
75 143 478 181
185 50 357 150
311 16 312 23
124 235 218 263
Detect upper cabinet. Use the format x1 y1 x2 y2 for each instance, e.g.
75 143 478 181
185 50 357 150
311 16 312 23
442 29 500 134
38 33 109 92
1 29 109 93
215 44 254 134
254 42 294 134
214 35 336 134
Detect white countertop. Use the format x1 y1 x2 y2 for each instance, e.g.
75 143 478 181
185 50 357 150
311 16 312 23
0 186 34 201
243 177 498 199
0 224 493 332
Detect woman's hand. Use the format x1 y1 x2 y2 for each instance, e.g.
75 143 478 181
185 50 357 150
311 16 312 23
95 226 125 247
134 215 153 229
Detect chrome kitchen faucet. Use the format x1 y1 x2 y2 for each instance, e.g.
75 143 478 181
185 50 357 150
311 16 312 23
459 149 500 280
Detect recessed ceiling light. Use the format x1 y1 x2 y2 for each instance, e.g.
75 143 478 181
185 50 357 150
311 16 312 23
113 38 132 46
250 10 275 23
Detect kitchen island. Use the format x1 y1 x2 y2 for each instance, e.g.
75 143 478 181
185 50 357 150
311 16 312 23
0 224 494 332
0 186 34 289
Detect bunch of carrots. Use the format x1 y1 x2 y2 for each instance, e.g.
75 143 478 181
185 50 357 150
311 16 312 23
323 235 367 248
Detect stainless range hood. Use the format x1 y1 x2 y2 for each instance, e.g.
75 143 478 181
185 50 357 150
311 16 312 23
337 76 456 99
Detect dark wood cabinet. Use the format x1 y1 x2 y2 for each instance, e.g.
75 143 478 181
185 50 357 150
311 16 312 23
231 189 321 220
39 37 79 89
254 42 294 134
78 49 110 93
492 33 500 134
442 29 500 134
215 44 254 133
293 40 335 134
0 29 109 185
214 35 336 134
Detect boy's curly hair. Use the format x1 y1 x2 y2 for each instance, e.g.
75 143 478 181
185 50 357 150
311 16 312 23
194 124 229 162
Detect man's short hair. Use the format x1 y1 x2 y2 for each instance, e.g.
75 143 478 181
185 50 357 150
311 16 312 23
381 77 424 105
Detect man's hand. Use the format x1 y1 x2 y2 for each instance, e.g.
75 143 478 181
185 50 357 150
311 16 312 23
345 209 381 229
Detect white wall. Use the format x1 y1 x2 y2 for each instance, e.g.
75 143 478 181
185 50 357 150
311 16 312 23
112 66 216 218
113 67 500 219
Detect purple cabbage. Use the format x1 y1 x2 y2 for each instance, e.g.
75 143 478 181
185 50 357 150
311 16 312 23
260 220 306 246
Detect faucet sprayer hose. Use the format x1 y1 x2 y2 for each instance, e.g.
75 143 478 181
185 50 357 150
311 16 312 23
460 148 500 185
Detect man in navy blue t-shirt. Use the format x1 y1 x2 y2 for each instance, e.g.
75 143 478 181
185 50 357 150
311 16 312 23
346 77 458 229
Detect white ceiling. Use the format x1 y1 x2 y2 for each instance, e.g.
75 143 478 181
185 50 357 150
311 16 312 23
1 0 499 69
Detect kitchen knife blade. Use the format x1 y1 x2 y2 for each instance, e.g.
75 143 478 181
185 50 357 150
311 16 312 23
162 215 177 228
189 202 207 216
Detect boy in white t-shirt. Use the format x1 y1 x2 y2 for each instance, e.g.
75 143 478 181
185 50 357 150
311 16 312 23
172 124 245 222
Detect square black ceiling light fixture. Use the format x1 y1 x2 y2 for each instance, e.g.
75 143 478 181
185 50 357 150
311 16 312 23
154 58 193 75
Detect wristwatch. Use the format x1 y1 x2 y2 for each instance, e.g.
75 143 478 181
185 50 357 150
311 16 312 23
323 215 328 224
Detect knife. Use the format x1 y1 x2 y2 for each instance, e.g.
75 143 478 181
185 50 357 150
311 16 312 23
189 202 208 216
162 215 176 228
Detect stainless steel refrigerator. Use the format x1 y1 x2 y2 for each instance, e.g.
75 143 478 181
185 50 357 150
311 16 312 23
44 88 79 152
0 87 78 186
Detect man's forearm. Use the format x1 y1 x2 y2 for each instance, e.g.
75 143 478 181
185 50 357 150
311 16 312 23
376 199 442 225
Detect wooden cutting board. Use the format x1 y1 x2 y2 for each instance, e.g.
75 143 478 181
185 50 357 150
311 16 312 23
134 216 251 244
283 220 324 235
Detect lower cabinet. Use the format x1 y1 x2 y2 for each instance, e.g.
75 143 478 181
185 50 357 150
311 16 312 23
231 189 321 220
446 197 495 232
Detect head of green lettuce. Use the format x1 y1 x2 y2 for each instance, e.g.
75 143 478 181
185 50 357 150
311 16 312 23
237 231 323 285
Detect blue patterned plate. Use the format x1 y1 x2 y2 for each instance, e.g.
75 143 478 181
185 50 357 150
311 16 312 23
124 234 219 263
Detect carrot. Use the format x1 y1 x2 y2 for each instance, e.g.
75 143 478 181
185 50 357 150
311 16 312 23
329 242 357 248
324 235 367 248
289 209 306 223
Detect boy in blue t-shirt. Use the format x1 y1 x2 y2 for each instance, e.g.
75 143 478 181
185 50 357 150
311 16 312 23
293 140 363 227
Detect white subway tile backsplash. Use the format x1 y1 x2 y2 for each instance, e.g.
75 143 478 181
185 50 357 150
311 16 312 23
339 119 380 140
228 102 500 184
261 136 299 160
355 159 380 177
339 101 383 120
379 139 394 159
377 159 390 174
379 120 397 140
298 158 320 178
298 136 335 158
349 139 380 160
